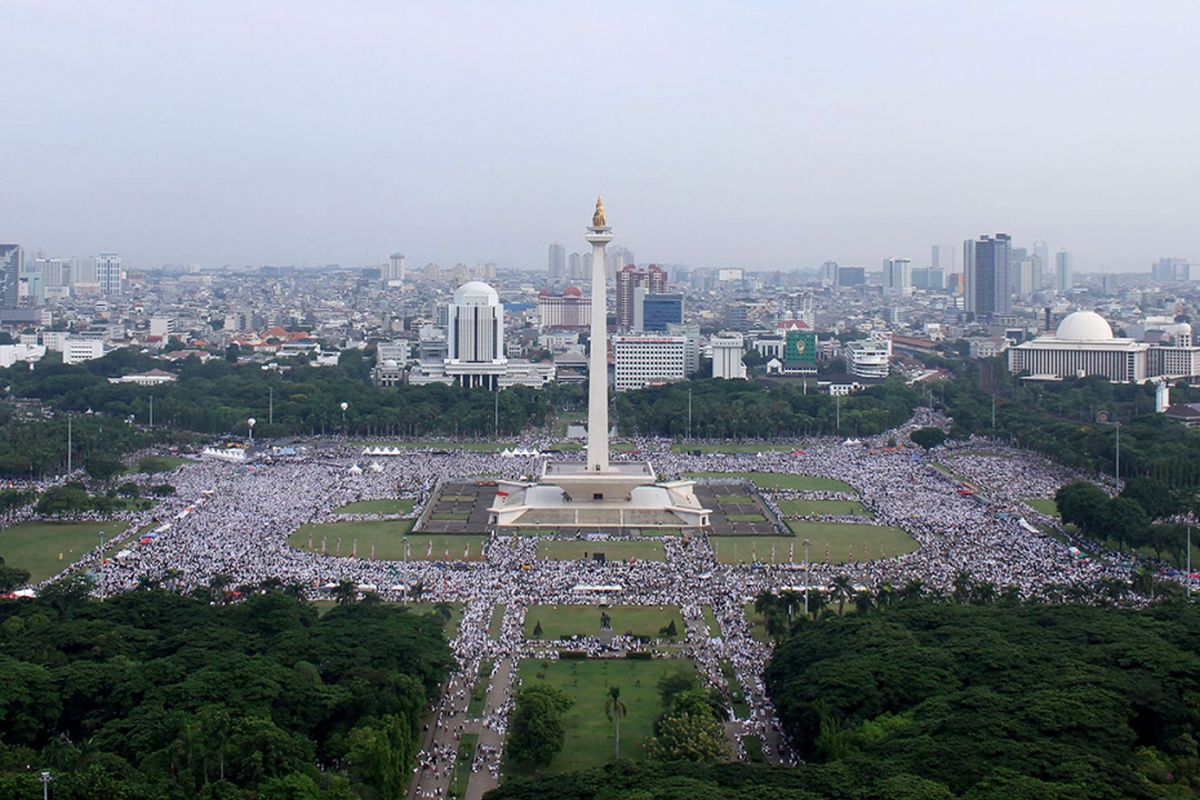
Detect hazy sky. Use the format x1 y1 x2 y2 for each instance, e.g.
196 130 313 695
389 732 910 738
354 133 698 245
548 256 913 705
2 0 1196 272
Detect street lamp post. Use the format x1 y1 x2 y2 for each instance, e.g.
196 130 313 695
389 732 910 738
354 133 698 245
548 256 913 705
1114 421 1121 485
39 771 52 800
803 538 811 616
247 417 256 444
340 402 348 434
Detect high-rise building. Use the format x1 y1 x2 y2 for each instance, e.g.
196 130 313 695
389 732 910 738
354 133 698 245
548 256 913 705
446 280 506 387
567 252 583 280
1032 241 1049 288
33 257 71 288
931 245 941 269
615 264 667 330
386 253 406 283
966 234 1011 319
547 242 566 280
711 333 747 379
1055 250 1073 292
1153 257 1190 282
883 258 912 295
0 244 22 308
821 260 839 285
837 266 866 286
640 292 683 332
613 334 687 391
537 287 591 328
95 253 123 296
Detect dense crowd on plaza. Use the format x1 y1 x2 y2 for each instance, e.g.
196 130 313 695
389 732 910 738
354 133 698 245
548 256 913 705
5 413 1180 796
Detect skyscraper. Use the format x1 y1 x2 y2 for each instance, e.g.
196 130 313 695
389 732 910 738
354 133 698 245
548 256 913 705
882 258 912 295
615 264 667 330
1055 250 1073 292
386 253 406 283
962 239 976 316
446 281 506 388
95 253 122 296
967 234 1011 319
0 244 22 308
547 242 566 281
1032 240 1049 288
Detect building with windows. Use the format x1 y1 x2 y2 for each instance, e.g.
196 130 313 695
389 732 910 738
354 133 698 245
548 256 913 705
615 264 666 330
845 338 891 379
613 334 686 391
63 338 105 365
385 253 405 283
965 234 1011 319
537 287 590 328
0 244 21 308
95 254 122 296
710 333 746 379
547 242 566 281
637 292 683 332
1003 310 1200 382
1055 250 1073 292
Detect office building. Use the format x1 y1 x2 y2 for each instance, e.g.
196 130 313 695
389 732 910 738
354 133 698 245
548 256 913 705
0 244 21 308
1055 250 1073 292
883 257 912 295
845 338 891 379
538 287 591 328
615 263 666 330
386 253 406 283
63 338 106 365
567 252 584 280
821 260 839 285
639 292 683 332
666 322 701 376
548 242 566 281
711 333 747 380
95 254 123 296
837 266 866 286
1153 257 1191 282
614 334 687 391
966 234 1011 319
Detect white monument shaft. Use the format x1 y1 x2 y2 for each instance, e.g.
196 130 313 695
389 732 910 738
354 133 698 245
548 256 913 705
586 220 613 472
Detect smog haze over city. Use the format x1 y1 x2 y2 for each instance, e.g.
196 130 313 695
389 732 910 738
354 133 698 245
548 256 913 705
2 0 1196 271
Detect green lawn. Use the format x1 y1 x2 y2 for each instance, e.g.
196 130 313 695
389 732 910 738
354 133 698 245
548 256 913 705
364 440 504 451
710 523 917 564
449 733 478 799
778 499 871 517
0 520 130 583
701 605 720 637
671 442 804 453
312 600 462 630
715 494 755 504
744 735 765 763
524 604 683 640
536 539 665 562
127 455 192 475
488 603 506 640
1024 498 1058 517
686 472 856 493
289 521 486 561
512 658 697 772
742 604 769 643
466 659 494 718
332 498 415 515
721 660 750 717
727 513 766 522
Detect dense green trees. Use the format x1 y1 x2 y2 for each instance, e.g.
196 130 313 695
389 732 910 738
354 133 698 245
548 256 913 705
765 602 1200 799
909 427 946 450
506 684 574 768
0 590 451 799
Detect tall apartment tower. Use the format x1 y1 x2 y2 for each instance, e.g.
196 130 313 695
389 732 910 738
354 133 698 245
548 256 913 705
386 253 406 283
962 239 977 315
1055 250 1073 292
95 253 122 296
615 264 667 330
882 258 912 295
0 244 21 308
547 242 566 281
966 234 1011 319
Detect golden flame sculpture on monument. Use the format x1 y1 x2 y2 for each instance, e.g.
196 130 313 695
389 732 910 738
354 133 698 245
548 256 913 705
486 196 711 530
592 194 607 228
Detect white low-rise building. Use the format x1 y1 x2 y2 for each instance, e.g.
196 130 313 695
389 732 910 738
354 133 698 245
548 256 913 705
710 332 747 379
63 338 105 365
614 334 687 391
845 339 891 379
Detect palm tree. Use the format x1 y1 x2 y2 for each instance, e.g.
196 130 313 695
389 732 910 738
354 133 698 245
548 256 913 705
898 577 925 603
333 580 358 605
605 686 628 760
830 574 854 616
874 583 898 609
1131 566 1154 598
853 590 874 614
951 570 974 603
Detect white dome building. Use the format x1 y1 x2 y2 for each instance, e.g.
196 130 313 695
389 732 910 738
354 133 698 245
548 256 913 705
1009 310 1151 382
1054 310 1114 341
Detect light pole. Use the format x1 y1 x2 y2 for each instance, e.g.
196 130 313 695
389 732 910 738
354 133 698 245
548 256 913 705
66 414 72 474
340 401 348 433
687 387 693 441
268 386 274 426
148 395 153 429
40 771 52 800
803 538 811 616
247 417 256 444
1114 420 1121 484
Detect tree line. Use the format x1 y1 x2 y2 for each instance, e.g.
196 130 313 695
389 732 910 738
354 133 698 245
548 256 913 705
0 587 452 799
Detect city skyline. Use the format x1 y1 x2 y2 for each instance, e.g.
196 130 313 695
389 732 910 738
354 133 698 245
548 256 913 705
2 1 1197 271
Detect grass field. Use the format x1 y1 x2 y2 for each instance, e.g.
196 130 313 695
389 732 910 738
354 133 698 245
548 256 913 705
710 522 917 564
126 455 192 474
721 660 750 717
701 605 720 637
488 603 506 639
449 733 477 799
1024 498 1058 517
466 659 493 718
742 604 769 642
524 604 682 640
289 521 487 561
0 520 129 583
671 442 803 454
727 513 766 522
686 472 856 493
364 440 504 451
332 498 415 515
535 539 665 562
512 658 697 772
431 512 470 521
715 494 754 504
778 498 871 517
311 600 462 630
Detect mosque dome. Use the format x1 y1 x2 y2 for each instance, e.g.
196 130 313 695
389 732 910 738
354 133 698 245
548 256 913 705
453 281 500 305
1055 310 1114 340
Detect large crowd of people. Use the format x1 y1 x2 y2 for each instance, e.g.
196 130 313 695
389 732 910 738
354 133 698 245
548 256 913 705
7 415 1180 798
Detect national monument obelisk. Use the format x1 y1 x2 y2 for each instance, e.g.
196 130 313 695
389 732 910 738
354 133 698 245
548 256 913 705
585 195 613 472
